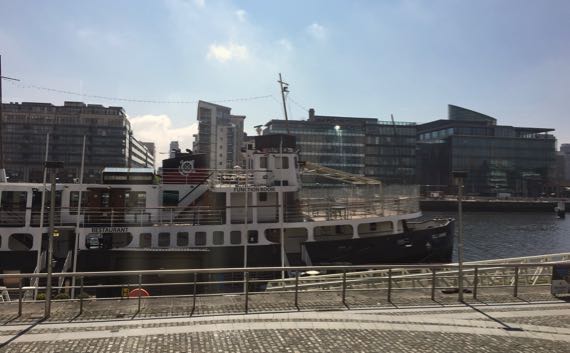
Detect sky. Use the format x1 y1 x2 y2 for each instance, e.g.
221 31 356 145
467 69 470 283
1 0 570 157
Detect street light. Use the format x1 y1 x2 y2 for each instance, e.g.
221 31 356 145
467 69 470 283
44 160 63 318
452 170 467 302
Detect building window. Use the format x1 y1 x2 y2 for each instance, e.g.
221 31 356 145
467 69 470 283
195 232 206 246
259 192 268 202
158 232 170 247
230 231 241 244
275 157 289 169
213 231 224 245
140 233 152 248
177 232 189 246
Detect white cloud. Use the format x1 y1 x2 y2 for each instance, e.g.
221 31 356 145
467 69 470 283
306 22 326 40
129 114 198 164
194 0 205 8
206 42 249 63
236 9 247 22
278 38 293 51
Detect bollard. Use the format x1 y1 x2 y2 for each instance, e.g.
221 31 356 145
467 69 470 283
387 269 392 303
79 277 84 315
431 269 437 301
244 272 249 314
513 267 519 298
294 272 299 310
341 270 348 308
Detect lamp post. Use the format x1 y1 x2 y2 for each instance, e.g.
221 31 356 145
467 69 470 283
44 161 63 318
452 171 467 302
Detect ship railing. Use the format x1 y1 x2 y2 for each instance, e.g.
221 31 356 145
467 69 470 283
0 209 27 226
0 259 567 318
296 198 419 221
159 167 276 188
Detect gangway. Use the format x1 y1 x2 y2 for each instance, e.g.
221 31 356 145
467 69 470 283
265 252 570 292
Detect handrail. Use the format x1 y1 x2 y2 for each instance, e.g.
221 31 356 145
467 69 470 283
57 250 74 289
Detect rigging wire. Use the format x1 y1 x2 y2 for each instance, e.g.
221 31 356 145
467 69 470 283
2 78 273 104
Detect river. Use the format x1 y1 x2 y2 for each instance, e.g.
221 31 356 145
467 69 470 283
423 211 570 262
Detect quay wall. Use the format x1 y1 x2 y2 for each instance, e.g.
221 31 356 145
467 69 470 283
420 199 570 212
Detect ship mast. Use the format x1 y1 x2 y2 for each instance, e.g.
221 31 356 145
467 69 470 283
277 73 290 134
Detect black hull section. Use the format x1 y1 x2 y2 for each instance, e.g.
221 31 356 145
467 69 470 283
306 221 455 265
0 251 38 273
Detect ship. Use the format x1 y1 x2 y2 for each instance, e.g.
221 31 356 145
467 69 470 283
0 133 453 293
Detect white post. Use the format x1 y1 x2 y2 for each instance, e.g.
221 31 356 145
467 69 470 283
280 137 285 280
34 133 49 297
71 136 86 299
243 162 249 293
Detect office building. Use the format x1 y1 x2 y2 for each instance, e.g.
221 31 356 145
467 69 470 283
417 105 556 196
169 141 179 158
194 100 245 169
1 101 155 183
264 109 417 183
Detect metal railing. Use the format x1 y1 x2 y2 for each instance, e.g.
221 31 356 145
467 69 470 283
0 260 567 318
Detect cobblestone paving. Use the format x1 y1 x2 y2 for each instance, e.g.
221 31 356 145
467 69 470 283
0 287 569 352
1 328 569 353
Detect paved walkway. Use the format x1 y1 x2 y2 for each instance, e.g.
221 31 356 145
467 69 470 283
0 288 569 352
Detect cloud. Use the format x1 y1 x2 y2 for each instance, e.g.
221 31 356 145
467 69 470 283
278 38 293 51
128 114 198 164
194 0 205 8
206 42 249 63
236 9 247 22
306 22 326 40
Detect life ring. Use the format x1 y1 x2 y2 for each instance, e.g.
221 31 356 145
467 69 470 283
128 288 150 297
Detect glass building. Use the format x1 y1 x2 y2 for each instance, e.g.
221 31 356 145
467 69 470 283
264 109 417 184
1 101 155 183
417 105 556 196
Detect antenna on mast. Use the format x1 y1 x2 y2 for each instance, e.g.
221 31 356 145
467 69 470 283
277 73 290 134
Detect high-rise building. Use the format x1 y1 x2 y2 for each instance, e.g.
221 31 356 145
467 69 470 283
141 142 156 168
194 100 245 169
1 101 155 183
169 141 179 159
417 105 556 196
264 109 417 183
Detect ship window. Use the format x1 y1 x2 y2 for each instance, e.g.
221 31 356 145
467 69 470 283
126 191 146 208
102 233 133 249
358 222 393 237
248 230 258 244
69 191 88 214
177 232 189 246
85 233 102 249
8 233 33 251
230 231 241 244
258 192 267 202
275 157 289 169
195 232 206 246
213 231 224 245
259 157 267 169
158 232 170 247
1 191 27 211
140 233 151 248
162 190 179 207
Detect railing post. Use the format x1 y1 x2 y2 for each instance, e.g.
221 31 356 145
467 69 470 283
111 209 114 226
244 272 249 314
431 268 437 301
79 276 84 315
18 279 23 317
294 271 299 311
472 267 478 300
387 268 392 303
137 273 142 313
192 273 197 315
341 269 348 308
513 267 519 298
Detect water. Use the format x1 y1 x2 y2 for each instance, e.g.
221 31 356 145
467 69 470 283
423 211 570 262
